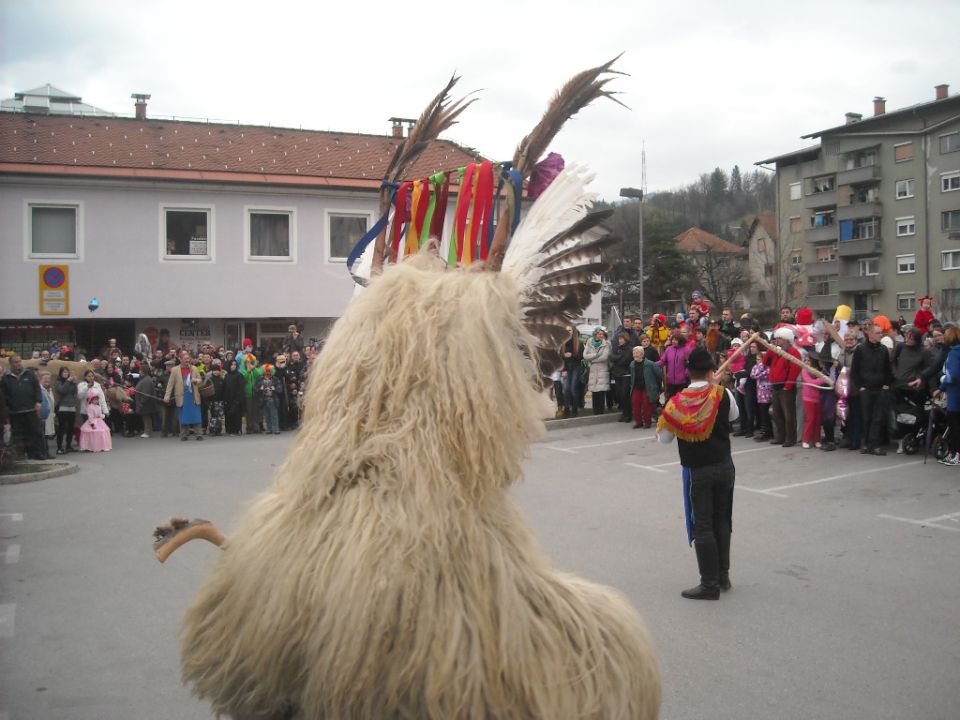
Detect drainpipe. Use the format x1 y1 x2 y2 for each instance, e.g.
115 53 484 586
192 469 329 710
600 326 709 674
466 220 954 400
922 114 931 297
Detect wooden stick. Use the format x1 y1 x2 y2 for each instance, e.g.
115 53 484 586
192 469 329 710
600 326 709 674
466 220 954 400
715 331 834 389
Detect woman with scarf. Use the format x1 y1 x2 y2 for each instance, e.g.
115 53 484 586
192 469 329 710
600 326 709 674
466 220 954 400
222 360 245 436
241 355 265 434
583 327 612 415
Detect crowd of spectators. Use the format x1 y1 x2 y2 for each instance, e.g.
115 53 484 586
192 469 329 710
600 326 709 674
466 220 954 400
0 325 319 460
553 296 960 467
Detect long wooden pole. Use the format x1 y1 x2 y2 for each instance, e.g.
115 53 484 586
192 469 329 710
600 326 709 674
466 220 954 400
715 331 834 389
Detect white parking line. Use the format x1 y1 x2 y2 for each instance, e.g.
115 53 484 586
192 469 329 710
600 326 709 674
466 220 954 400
0 604 15 638
878 512 960 533
0 514 23 522
548 436 656 453
764 461 923 493
648 445 776 469
623 463 668 473
736 485 787 497
3 544 20 564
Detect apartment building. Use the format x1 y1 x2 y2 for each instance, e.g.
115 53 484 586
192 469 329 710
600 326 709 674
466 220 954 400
757 85 960 321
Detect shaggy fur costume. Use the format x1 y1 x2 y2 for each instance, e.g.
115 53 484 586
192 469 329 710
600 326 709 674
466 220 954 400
180 255 661 719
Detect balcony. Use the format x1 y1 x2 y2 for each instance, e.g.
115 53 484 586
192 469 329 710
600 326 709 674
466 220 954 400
837 238 881 257
804 189 838 209
837 164 881 186
806 294 840 312
838 275 883 292
837 201 882 222
806 259 838 275
806 224 839 242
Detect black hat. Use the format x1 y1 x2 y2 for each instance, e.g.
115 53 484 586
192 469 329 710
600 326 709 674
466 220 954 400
686 346 716 372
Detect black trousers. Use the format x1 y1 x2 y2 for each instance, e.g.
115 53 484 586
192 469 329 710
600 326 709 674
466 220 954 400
860 388 889 450
9 411 46 459
689 459 735 583
56 410 76 450
616 374 632 419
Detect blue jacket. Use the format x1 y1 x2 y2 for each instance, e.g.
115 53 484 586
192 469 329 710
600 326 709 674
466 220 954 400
939 344 960 412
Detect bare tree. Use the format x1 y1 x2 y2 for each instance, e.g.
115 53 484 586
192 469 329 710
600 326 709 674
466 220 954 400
690 243 750 310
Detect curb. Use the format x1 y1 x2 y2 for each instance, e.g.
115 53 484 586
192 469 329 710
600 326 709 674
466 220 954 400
545 413 622 431
0 460 80 485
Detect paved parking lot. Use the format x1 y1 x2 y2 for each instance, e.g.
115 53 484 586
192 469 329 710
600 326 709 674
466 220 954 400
1 422 958 719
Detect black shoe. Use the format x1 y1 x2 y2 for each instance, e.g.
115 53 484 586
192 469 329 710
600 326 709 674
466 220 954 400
56 448 64 455
838 439 852 449
181 435 189 441
782 442 795 448
195 435 204 441
732 430 747 437
869 447 886 456
770 438 784 445
681 584 720 600
860 447 869 454
754 434 770 442
821 442 837 451
742 431 754 438
719 574 732 592
633 423 643 429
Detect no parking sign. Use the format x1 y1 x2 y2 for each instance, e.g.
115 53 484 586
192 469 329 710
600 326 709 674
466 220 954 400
39 265 69 315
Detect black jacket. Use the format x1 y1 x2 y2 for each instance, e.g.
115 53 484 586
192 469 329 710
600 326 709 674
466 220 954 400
561 337 584 372
851 340 894 391
608 342 634 377
1 368 42 413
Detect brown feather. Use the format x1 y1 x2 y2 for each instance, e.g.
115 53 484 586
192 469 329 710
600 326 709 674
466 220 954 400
512 55 628 178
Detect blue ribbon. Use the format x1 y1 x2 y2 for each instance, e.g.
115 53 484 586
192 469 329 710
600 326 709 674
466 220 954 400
508 168 523 233
346 185 397 285
682 466 694 546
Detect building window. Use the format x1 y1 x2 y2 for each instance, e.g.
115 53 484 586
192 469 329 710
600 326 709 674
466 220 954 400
327 212 370 262
28 203 80 258
756 237 765 253
816 244 837 262
853 218 878 239
943 210 960 231
943 171 960 193
941 132 960 154
811 210 835 228
809 175 835 194
897 293 916 311
808 275 837 296
895 179 915 199
789 183 802 200
791 249 803 265
871 294 881 312
896 254 916 274
789 215 802 233
894 142 914 163
942 250 960 270
896 216 916 237
846 149 877 169
246 208 295 262
764 263 774 278
943 288 960 315
758 290 766 302
163 206 212 260
858 258 880 276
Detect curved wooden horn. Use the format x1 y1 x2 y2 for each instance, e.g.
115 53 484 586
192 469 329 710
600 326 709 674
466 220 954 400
715 331 835 389
153 518 227 563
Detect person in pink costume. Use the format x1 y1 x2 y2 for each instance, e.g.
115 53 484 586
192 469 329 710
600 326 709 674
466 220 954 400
79 390 113 452
800 363 829 448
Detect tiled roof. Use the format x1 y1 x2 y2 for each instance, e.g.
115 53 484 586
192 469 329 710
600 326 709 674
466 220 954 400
675 227 747 255
0 113 485 188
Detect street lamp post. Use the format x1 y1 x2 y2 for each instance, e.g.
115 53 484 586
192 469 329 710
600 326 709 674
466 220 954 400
619 187 644 317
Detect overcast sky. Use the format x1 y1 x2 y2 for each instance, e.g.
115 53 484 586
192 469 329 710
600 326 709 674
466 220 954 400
2 0 958 200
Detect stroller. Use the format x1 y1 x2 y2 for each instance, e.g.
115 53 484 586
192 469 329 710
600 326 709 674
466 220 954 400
921 394 950 463
894 389 928 454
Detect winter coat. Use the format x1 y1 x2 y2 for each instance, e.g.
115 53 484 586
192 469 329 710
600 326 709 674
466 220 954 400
77 380 108 417
0 367 41 413
223 370 246 413
893 343 931 388
257 374 282 406
657 344 690 387
40 386 56 435
164 366 202 408
851 340 894 391
939 344 960 412
630 358 662 403
561 337 584 372
750 361 773 404
608 342 634 377
583 340 611 392
55 376 79 412
135 374 159 415
763 345 802 392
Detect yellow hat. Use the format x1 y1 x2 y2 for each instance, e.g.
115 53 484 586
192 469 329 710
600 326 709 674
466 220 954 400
833 304 852 322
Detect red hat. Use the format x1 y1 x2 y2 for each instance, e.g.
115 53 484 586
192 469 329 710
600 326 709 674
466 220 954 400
243 338 253 348
796 308 814 325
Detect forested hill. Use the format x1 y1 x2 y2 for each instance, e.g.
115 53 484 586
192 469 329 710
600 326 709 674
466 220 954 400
643 165 776 241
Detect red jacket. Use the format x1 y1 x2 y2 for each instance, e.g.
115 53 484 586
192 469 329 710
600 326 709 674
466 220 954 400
763 345 802 391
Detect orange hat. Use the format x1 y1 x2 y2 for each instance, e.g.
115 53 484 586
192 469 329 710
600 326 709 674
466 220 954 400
872 315 892 333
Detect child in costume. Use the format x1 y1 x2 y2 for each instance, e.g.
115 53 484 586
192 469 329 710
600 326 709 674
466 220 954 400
914 296 935 336
79 391 112 452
